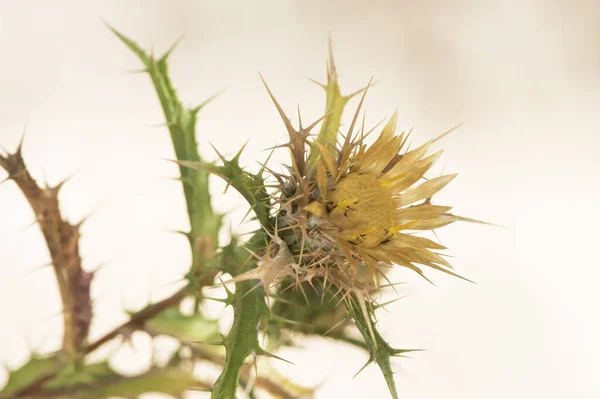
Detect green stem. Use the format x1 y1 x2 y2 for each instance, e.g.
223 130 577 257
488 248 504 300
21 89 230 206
211 279 264 399
211 233 267 399
108 25 222 273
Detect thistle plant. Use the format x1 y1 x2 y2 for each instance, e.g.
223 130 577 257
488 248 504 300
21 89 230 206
0 26 485 399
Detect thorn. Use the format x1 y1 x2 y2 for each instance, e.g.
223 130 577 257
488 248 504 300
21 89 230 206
191 338 225 346
15 123 28 156
261 143 289 152
47 169 80 197
242 280 267 301
239 204 258 226
453 214 504 227
16 262 54 277
167 228 193 239
391 348 425 357
304 111 331 133
258 73 297 135
256 348 295 365
215 276 236 307
192 88 227 115
344 79 381 101
272 314 311 327
377 281 406 291
342 78 374 152
252 351 259 383
22 218 39 232
363 116 387 142
353 356 374 379
124 67 149 75
296 281 310 305
256 145 276 178
355 292 377 350
359 110 367 141
72 212 93 232
431 229 442 243
297 104 303 130
156 276 189 290
415 270 436 286
158 32 186 62
208 142 228 164
306 76 326 89
189 387 212 393
232 139 250 164
327 33 337 79
432 122 464 144
203 296 228 304
148 121 170 129
373 295 410 313
322 316 350 336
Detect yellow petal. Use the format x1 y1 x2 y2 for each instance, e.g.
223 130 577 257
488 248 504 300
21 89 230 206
396 174 457 206
401 214 459 230
408 247 453 269
387 162 434 194
379 110 398 141
341 225 377 243
384 151 442 194
391 233 447 250
304 201 326 216
316 160 328 199
395 205 453 220
388 221 419 235
382 139 433 178
315 142 338 180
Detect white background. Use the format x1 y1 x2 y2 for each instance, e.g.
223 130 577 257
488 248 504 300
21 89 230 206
1 1 599 398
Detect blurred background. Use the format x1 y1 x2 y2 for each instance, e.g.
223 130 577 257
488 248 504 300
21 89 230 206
0 0 599 398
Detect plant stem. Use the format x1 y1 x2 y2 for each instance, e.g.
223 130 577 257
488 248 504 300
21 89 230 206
1 140 90 361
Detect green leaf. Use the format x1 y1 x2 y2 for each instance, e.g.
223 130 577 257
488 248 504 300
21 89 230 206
98 368 206 398
307 39 370 166
108 24 222 271
145 307 220 343
346 295 420 399
44 360 119 391
177 155 273 232
0 355 62 398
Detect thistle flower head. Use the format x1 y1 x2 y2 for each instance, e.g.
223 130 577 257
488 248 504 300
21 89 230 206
239 76 479 310
216 62 487 337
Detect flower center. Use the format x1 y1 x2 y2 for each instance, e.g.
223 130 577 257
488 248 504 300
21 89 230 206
326 173 396 247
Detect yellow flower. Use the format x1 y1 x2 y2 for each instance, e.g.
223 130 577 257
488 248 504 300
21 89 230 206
303 110 469 286
220 75 488 346
228 76 485 323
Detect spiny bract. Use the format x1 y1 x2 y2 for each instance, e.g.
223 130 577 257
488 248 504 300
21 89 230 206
231 73 480 322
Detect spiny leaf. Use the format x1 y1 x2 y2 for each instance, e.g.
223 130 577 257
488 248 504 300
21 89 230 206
307 38 372 166
345 295 419 399
145 308 220 343
0 355 62 398
105 22 151 66
177 159 272 231
89 368 208 398
43 360 119 391
109 24 222 272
